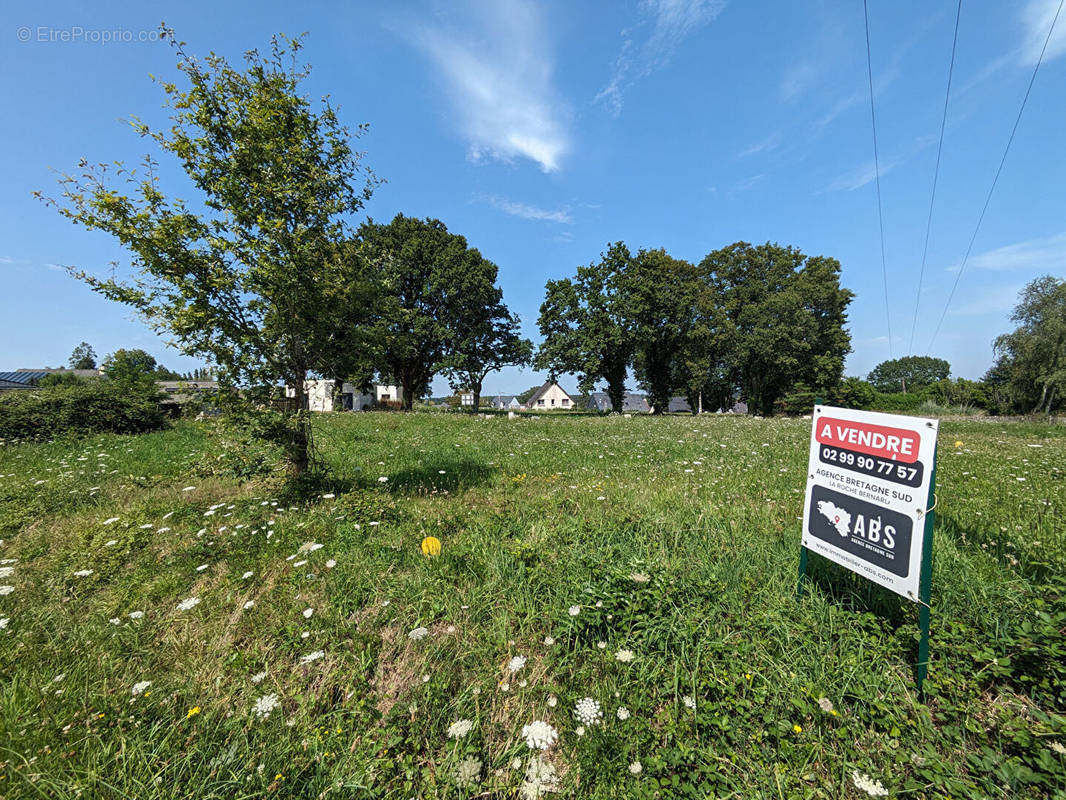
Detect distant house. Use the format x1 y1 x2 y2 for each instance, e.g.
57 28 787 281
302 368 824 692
0 368 101 390
667 397 692 414
491 394 522 410
524 380 573 410
287 379 403 412
585 391 651 413
460 392 475 407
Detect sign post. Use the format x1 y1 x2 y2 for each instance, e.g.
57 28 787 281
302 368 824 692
797 405 939 695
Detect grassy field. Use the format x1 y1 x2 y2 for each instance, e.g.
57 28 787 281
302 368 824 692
0 412 1064 799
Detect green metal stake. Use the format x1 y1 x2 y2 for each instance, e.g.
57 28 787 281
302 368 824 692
916 436 938 700
797 400 822 599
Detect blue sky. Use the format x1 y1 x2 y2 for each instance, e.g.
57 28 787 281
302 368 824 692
2 0 1064 396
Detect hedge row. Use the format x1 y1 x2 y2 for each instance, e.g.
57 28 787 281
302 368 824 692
0 381 167 440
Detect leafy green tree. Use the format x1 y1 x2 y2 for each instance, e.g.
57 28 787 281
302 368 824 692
516 385 543 404
672 277 736 414
702 242 853 416
867 355 950 393
441 298 532 413
42 29 378 474
829 377 876 409
992 275 1066 415
358 215 500 410
536 242 635 413
102 348 158 389
68 342 97 370
628 248 699 415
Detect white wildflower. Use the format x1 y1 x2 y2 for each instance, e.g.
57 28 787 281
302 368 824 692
252 693 280 720
243 601 255 610
818 697 835 714
176 597 201 611
378 476 388 483
629 761 643 776
103 517 120 525
543 635 554 646
0 567 13 578
683 695 696 710
521 755 560 798
596 641 606 650
196 564 209 572
325 559 336 568
616 706 630 720
615 649 635 662
241 571 253 579
181 486 196 492
573 697 603 726
851 770 889 797
508 655 527 673
299 650 324 664
447 719 474 739
74 569 93 577
131 681 152 696
567 605 580 616
521 720 558 750
408 626 429 641
109 617 122 625
547 695 558 707
129 610 144 620
1049 741 1066 755
0 618 8 629
251 670 268 684
455 756 481 787
0 586 12 596
302 608 314 619
575 725 585 736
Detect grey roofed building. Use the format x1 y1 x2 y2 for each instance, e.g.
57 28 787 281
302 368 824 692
667 396 692 413
0 368 102 389
585 391 651 413
491 394 522 409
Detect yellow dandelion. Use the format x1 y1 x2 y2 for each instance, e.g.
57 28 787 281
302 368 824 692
186 706 201 719
954 440 963 448
420 536 441 557
793 724 802 733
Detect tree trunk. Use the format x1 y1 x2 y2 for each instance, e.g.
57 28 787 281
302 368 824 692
287 368 311 474
1032 383 1049 415
471 382 482 414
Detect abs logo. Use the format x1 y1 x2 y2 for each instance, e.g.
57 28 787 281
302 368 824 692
808 486 911 577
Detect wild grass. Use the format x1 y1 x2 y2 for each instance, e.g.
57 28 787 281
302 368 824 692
0 413 1063 798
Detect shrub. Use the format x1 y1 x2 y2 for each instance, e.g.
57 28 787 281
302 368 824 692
828 376 876 409
868 390 929 412
0 380 167 440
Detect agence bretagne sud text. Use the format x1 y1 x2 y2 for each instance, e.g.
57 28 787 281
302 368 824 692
814 467 917 504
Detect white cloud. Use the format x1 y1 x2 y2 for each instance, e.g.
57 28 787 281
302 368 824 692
404 0 570 172
1020 0 1066 65
0 256 14 264
731 174 765 193
738 131 782 158
596 0 726 116
485 195 573 224
949 231 1066 272
824 135 935 193
948 283 1027 316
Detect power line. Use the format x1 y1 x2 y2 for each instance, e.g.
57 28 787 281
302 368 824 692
927 0 1064 353
908 0 962 355
863 0 893 360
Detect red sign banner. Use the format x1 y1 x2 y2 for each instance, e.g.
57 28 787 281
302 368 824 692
814 417 920 463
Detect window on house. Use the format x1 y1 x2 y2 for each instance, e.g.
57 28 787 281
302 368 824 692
381 394 390 401
561 398 569 406
537 399 545 406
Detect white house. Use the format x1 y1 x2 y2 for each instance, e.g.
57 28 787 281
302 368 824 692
287 379 402 412
460 391 475 407
491 394 522 410
524 380 573 410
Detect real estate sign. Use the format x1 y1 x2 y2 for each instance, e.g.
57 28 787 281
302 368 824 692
801 405 939 601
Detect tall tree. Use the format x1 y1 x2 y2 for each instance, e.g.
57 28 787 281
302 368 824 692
536 242 635 413
992 275 1066 415
673 279 736 414
68 342 97 370
101 348 159 391
41 29 378 474
628 248 699 415
441 298 533 413
867 355 950 393
358 214 500 410
702 242 852 416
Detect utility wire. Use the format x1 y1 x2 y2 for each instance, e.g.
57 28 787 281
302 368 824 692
927 0 1064 353
909 0 962 355
863 0 893 360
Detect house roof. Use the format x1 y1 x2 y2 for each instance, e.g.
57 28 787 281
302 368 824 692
492 394 519 405
0 378 32 390
586 392 651 413
525 381 572 407
667 397 692 413
157 380 219 390
0 369 103 385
